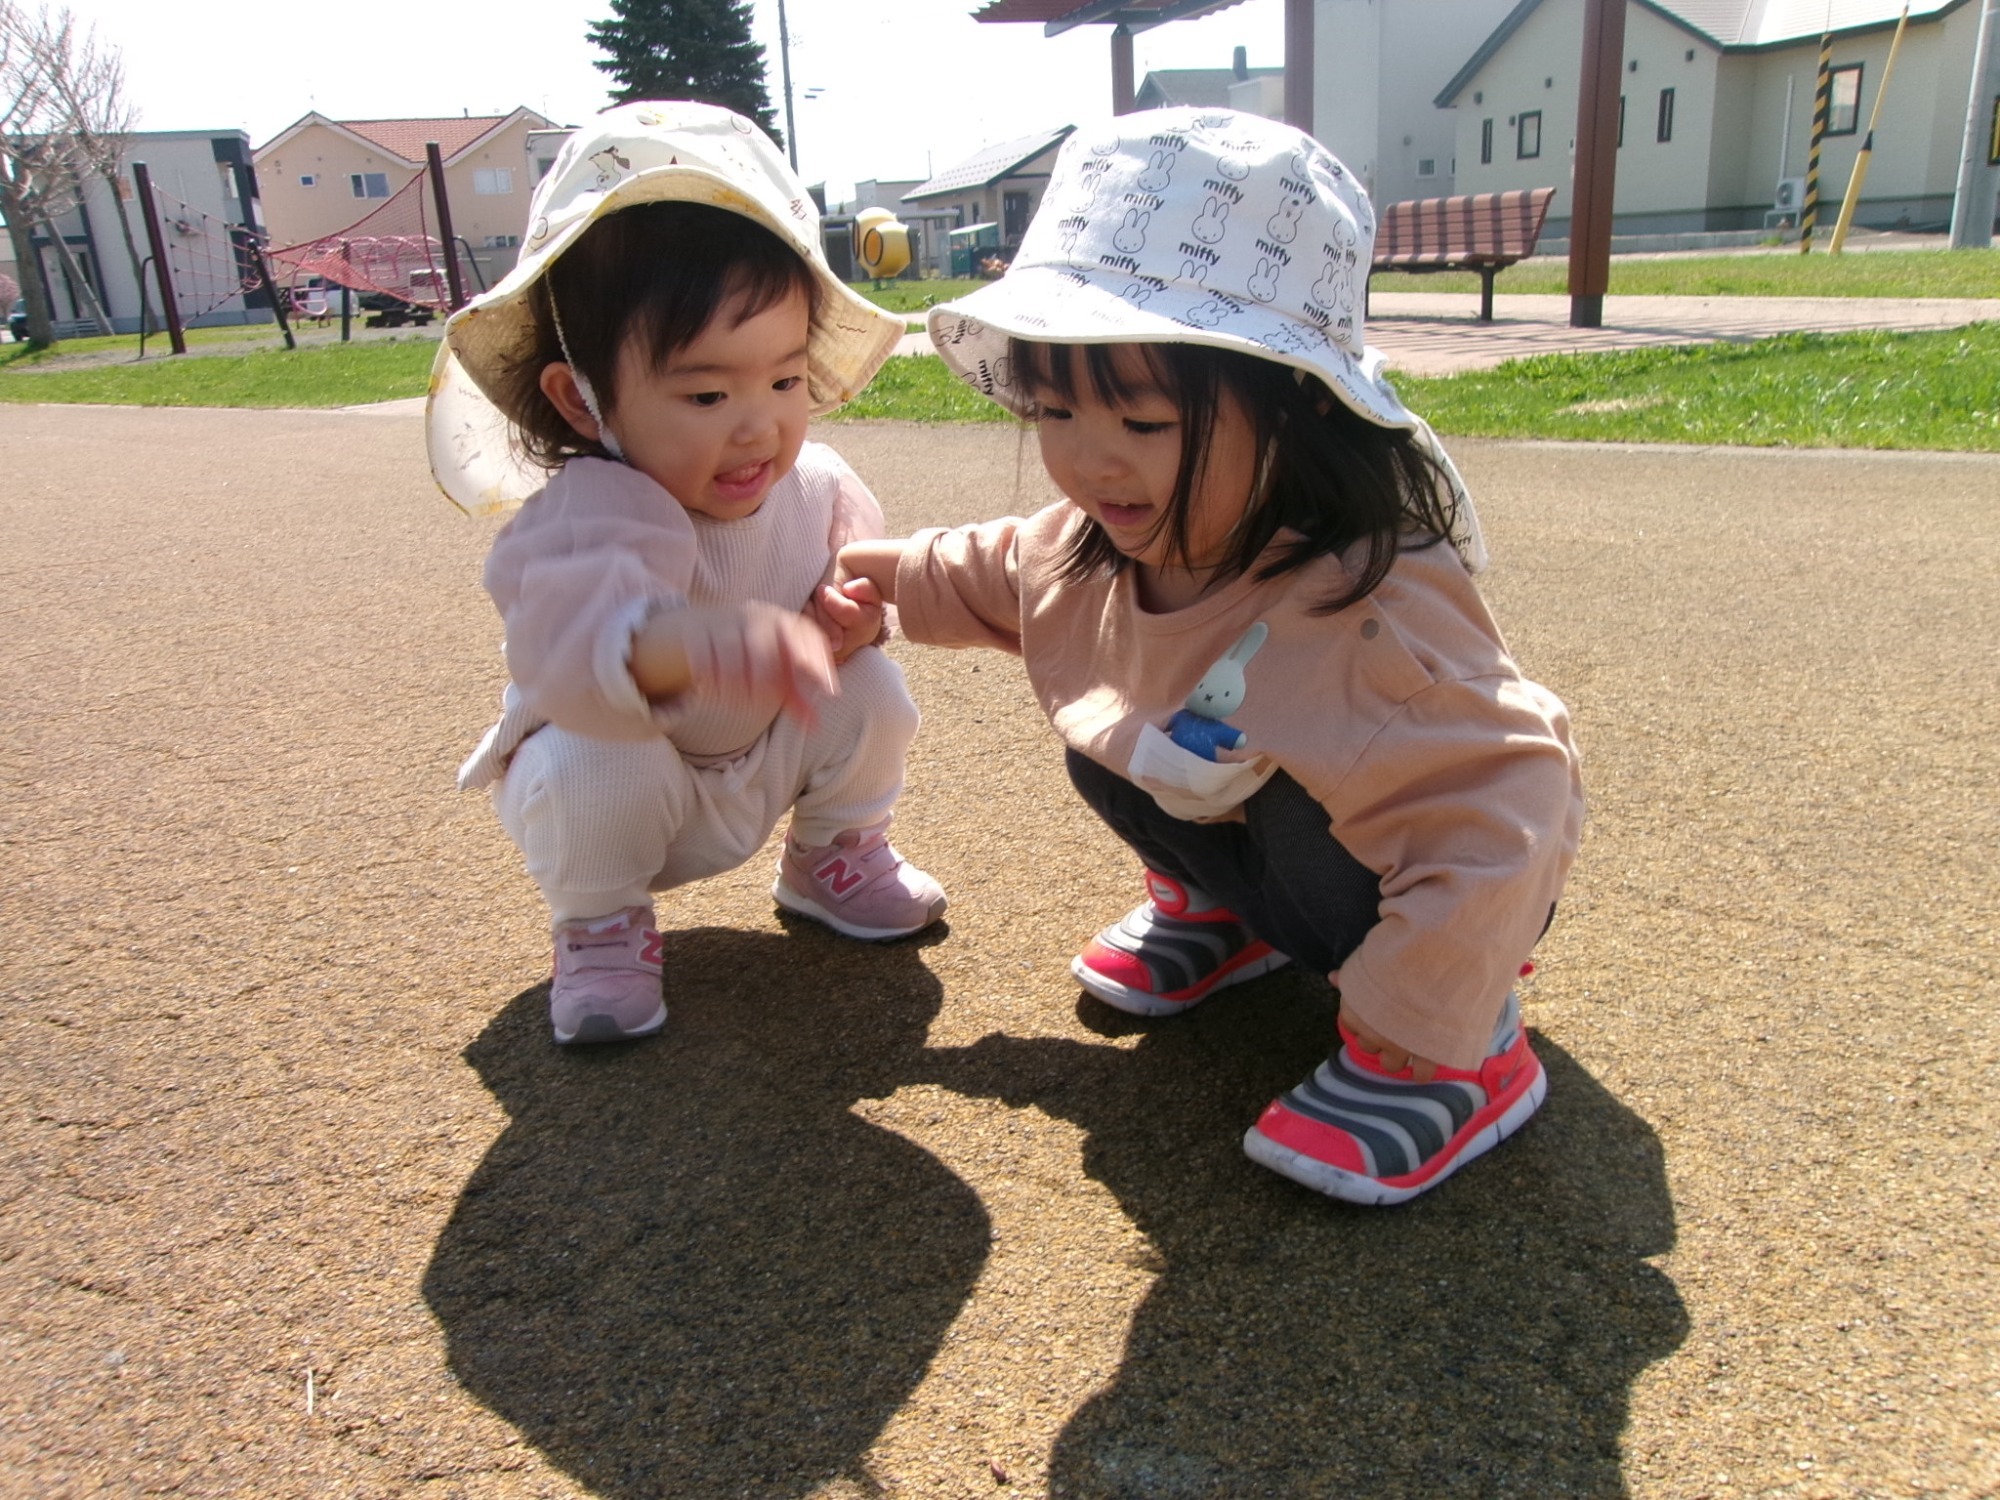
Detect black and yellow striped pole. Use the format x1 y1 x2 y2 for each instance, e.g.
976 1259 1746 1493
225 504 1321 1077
1800 31 1834 253
1831 4 1912 253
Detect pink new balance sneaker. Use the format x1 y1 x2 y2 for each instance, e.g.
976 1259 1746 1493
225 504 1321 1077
1243 991 1546 1205
1071 870 1289 1017
772 823 947 941
549 906 668 1046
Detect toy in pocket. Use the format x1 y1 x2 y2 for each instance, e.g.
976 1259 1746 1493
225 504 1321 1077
1167 621 1268 760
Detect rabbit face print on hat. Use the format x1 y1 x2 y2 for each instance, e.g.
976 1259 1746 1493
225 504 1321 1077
927 107 1410 432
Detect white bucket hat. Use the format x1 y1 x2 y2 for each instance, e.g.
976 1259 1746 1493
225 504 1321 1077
928 107 1485 568
427 100 905 515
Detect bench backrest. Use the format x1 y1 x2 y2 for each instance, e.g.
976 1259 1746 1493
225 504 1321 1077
1374 187 1556 266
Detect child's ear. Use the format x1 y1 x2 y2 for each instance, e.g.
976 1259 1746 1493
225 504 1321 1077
538 362 601 442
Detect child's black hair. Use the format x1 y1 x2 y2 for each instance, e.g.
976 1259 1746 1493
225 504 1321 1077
495 201 823 467
1010 338 1462 614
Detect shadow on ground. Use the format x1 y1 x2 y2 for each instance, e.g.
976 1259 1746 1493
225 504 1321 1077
912 972 1689 1499
422 924 988 1498
427 946 1684 1499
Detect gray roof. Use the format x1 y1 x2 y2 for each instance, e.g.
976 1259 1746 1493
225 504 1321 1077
902 126 1075 201
1437 0 1969 105
1134 66 1285 110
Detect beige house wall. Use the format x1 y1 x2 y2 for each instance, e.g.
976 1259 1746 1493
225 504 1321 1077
257 115 546 286
1447 0 1585 204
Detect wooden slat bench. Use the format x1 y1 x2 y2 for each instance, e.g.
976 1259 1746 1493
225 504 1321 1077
1369 186 1557 322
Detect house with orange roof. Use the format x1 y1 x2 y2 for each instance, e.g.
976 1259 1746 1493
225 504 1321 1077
254 108 558 290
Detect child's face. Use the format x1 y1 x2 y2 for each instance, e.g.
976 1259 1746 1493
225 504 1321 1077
606 286 813 521
1032 344 1259 580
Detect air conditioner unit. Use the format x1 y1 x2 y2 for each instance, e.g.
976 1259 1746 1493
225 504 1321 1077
1774 177 1806 211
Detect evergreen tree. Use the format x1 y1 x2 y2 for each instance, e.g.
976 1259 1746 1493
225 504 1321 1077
588 0 783 148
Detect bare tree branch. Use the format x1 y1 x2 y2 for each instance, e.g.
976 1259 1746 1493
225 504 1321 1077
2 0 131 343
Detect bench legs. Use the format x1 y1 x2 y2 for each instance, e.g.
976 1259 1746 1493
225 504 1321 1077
1480 266 1496 323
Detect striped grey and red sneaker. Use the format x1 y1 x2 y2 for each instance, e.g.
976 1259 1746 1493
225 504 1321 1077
1243 991 1546 1205
1070 871 1289 1017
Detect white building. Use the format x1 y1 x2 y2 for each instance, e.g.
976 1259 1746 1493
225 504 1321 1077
1308 0 1523 206
1438 0 1994 236
27 129 264 335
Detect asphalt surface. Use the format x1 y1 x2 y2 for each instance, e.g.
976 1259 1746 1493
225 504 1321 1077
3 404 1996 1499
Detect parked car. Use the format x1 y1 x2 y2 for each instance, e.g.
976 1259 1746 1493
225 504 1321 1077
8 299 26 342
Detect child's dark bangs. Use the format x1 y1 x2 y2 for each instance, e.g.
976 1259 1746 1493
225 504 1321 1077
1011 339 1179 409
624 204 816 374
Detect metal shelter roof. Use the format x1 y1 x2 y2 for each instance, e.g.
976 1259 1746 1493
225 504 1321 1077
970 0 1252 36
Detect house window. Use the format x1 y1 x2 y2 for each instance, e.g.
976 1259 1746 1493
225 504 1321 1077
1480 118 1493 165
474 167 514 195
534 156 558 182
1416 157 1436 179
1827 64 1863 136
483 233 521 249
350 172 390 199
1657 87 1675 142
1989 95 1999 163
1517 110 1542 159
1618 95 1626 147
299 173 318 188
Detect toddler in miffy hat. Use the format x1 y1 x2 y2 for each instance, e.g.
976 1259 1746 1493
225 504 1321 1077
431 101 945 1046
834 109 1583 1205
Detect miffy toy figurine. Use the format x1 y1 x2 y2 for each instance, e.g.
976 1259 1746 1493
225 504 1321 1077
1168 621 1267 760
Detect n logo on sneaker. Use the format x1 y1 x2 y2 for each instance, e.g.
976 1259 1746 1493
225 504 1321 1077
639 930 665 967
813 857 866 896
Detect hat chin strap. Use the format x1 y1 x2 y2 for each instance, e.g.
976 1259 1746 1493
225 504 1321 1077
549 296 626 461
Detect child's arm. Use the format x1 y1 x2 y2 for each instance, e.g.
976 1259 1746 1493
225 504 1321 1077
487 463 835 736
630 601 836 723
808 455 895 662
832 539 906 605
811 538 909 661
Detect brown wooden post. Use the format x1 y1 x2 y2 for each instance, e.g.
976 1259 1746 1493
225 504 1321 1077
1569 0 1627 328
131 161 186 355
1284 0 1314 132
1112 24 1135 115
426 141 466 311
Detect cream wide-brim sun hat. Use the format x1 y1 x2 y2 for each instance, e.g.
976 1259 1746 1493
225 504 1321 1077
426 100 905 516
927 107 1486 568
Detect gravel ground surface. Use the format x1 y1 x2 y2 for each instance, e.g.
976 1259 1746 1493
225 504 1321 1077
2 405 1994 1499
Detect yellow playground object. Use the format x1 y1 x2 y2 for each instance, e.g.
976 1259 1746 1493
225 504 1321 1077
854 207 911 281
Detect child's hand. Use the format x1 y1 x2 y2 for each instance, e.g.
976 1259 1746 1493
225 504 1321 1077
1337 999 1441 1083
632 602 837 722
812 576 886 663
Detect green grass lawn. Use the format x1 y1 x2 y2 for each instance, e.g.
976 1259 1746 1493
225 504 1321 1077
0 334 439 407
1395 323 2000 451
1371 246 2000 300
822 323 2000 451
5 305 1995 452
853 278 988 314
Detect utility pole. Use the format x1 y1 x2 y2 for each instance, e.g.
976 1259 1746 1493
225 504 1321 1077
777 0 799 171
1949 0 1999 248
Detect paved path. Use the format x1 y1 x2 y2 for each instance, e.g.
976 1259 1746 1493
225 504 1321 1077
893 293 2000 373
4 404 1995 1499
